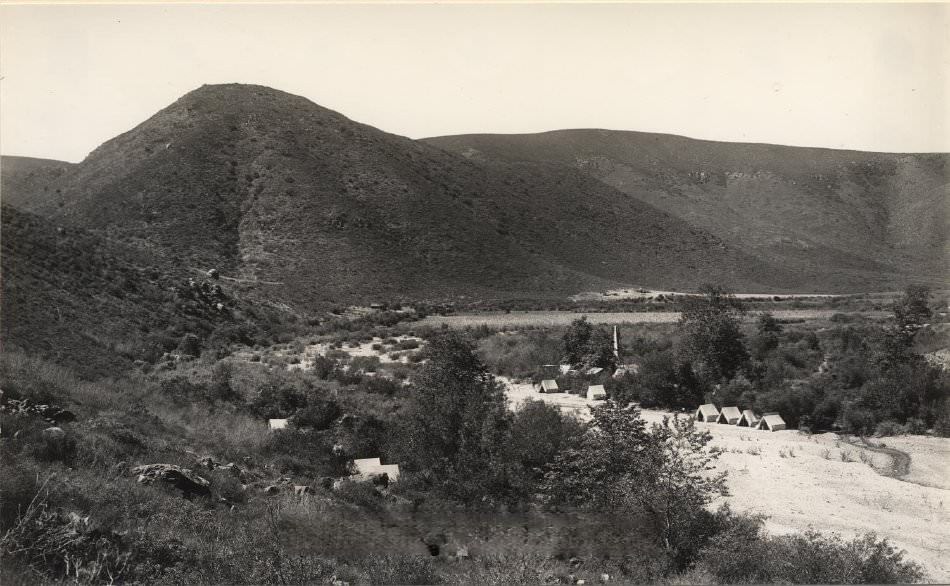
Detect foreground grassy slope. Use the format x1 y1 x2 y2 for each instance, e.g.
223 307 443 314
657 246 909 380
5 85 830 309
426 130 949 290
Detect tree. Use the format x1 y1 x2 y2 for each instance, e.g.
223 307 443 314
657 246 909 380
562 317 618 371
893 285 932 335
637 416 728 560
751 312 782 360
506 400 585 500
562 317 594 366
401 331 511 502
541 402 656 512
677 285 749 386
542 404 727 565
877 286 933 369
635 350 704 410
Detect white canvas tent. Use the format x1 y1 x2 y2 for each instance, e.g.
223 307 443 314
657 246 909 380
586 384 607 401
717 406 742 424
737 409 759 427
268 418 288 430
756 413 787 431
694 404 720 422
352 458 400 483
540 379 560 393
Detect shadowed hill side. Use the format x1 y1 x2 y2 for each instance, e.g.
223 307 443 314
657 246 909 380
2 84 802 306
0 204 301 378
426 129 949 289
1 155 76 209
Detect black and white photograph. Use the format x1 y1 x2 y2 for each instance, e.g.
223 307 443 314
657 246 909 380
1 1 948 584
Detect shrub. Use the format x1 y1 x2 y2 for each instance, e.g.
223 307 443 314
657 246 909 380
293 399 341 431
177 333 202 357
311 355 336 379
874 419 903 437
696 517 924 584
358 376 402 396
350 355 381 373
333 480 384 511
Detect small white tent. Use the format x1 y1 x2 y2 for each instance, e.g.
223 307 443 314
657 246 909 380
268 418 288 430
540 379 560 393
586 384 607 401
351 458 400 483
717 406 742 424
694 404 720 422
756 413 787 431
737 410 759 427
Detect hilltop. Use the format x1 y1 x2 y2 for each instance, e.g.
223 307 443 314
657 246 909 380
426 129 949 290
1 84 894 313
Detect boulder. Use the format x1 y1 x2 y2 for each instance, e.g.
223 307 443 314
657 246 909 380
132 464 211 497
42 426 66 440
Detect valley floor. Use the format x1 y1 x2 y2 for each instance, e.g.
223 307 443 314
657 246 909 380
503 378 950 583
420 310 886 328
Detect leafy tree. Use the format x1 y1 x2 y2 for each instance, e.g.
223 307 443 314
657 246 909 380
506 400 585 500
751 312 782 359
893 285 932 335
561 317 617 370
562 317 594 366
717 373 755 409
542 404 727 565
541 402 656 512
401 331 511 502
632 350 704 410
637 416 728 560
677 285 749 386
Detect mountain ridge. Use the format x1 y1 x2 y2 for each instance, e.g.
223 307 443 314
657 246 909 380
424 128 949 288
3 84 946 310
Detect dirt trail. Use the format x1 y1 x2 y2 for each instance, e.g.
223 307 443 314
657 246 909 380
841 436 912 479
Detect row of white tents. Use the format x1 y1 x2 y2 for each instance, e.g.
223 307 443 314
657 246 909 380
694 403 787 431
537 382 786 431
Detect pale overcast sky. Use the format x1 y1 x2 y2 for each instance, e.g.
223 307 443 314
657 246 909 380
1 2 948 163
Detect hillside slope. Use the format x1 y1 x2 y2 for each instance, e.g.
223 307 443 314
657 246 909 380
0 204 298 377
1 155 76 209
2 84 802 306
426 130 949 289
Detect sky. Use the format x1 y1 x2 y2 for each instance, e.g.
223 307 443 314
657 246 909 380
1 2 948 163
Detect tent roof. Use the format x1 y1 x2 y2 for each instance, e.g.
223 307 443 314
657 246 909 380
696 403 719 417
740 409 759 422
541 379 559 389
587 384 606 392
719 406 742 418
353 457 382 472
759 414 787 428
